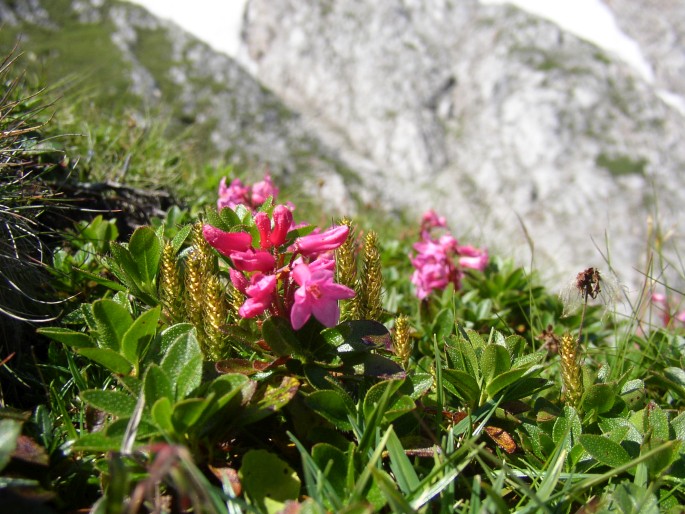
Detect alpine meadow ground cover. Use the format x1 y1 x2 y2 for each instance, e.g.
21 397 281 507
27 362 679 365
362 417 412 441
1 56 685 514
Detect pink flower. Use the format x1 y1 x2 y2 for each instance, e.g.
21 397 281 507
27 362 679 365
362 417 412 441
203 225 252 257
230 249 276 273
458 246 488 272
270 205 293 247
254 212 273 249
294 225 349 257
218 178 249 211
229 269 248 294
239 273 277 318
251 174 279 206
290 260 355 330
421 210 447 229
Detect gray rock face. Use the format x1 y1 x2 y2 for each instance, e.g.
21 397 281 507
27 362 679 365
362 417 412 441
240 0 685 290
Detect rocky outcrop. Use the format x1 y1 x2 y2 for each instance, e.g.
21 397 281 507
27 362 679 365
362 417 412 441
240 0 685 290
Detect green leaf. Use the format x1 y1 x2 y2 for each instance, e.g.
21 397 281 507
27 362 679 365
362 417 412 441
386 428 420 494
485 367 529 398
92 299 133 351
442 369 481 404
157 323 194 359
144 364 173 407
311 443 348 498
0 419 22 472
262 316 304 357
81 390 137 417
161 330 202 400
128 226 162 286
151 397 174 434
240 376 300 426
305 390 355 431
363 379 415 424
239 450 300 510
645 402 670 441
663 367 685 399
72 433 122 452
620 378 646 409
170 224 192 253
36 327 93 348
371 467 414 514
77 348 133 375
432 308 454 341
171 397 212 433
121 306 160 369
109 243 142 287
579 434 630 467
610 482 659 514
581 383 618 414
481 343 511 384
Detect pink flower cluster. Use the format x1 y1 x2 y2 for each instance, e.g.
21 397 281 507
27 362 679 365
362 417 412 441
650 293 685 327
217 174 279 212
203 205 354 330
409 210 488 300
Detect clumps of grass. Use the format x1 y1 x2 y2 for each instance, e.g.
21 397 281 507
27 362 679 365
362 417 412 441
0 50 63 327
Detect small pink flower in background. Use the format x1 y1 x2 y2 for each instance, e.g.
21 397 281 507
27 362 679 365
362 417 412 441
294 225 349 257
410 210 488 299
422 210 447 230
203 225 252 257
217 173 280 212
239 273 278 318
290 259 355 330
458 246 488 272
251 174 279 206
218 178 250 211
650 292 685 327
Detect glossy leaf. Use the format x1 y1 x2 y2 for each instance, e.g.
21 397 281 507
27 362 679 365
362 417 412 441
239 450 301 509
0 419 21 472
262 316 303 357
363 379 415 424
305 390 354 431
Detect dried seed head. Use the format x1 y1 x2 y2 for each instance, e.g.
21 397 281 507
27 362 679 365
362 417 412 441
576 267 602 300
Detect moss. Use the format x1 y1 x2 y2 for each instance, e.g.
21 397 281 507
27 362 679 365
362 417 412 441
596 153 647 177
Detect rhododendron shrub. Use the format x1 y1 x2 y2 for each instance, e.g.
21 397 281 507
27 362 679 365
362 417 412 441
204 184 354 330
410 210 488 299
